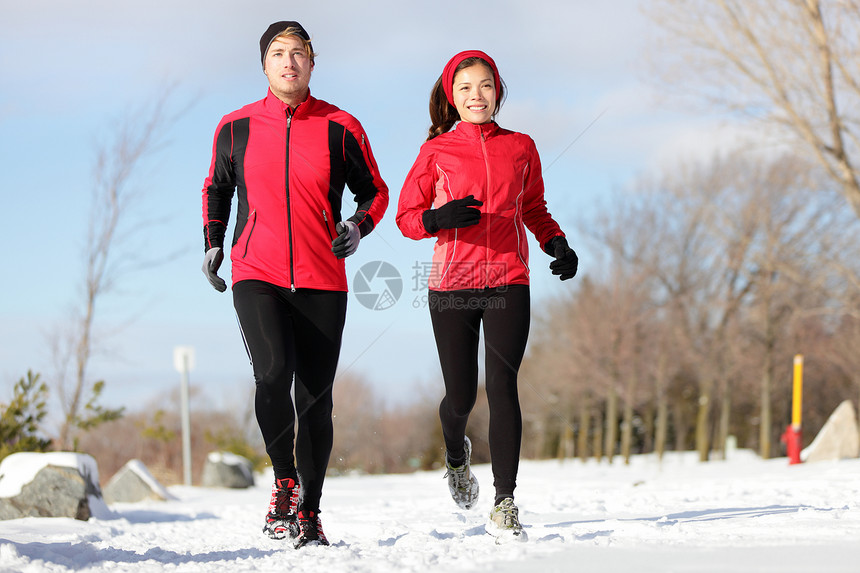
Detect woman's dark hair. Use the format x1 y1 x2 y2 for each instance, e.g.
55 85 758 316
427 57 506 141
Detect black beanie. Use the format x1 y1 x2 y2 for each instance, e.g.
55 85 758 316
259 21 313 67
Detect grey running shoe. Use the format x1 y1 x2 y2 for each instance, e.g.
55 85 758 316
444 436 479 510
486 497 527 543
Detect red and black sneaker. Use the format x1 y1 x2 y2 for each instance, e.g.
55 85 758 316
263 477 299 539
293 510 330 548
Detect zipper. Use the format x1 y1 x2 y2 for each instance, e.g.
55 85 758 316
241 209 257 259
438 226 458 288
479 129 492 288
285 111 296 292
360 132 378 172
515 166 529 273
434 167 457 289
322 209 335 241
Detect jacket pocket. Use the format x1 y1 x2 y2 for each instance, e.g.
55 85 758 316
322 209 336 241
238 209 257 259
437 230 459 288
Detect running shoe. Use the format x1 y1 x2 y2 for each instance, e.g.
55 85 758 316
486 497 527 543
444 436 479 510
263 477 299 539
293 510 330 548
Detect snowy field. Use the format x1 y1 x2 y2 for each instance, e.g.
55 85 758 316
1 450 860 572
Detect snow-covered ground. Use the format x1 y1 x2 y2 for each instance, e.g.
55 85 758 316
1 450 859 572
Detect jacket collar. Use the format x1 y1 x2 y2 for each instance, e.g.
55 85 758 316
264 88 315 116
454 120 499 140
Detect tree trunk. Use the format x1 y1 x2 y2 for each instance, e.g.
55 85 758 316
760 364 773 459
621 378 635 465
557 418 574 460
673 401 687 452
760 306 776 459
578 400 590 463
604 386 618 463
695 383 711 462
656 395 668 461
655 353 668 460
593 409 604 462
716 381 731 460
642 403 655 454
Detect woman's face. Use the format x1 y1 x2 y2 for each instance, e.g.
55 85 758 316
452 64 496 125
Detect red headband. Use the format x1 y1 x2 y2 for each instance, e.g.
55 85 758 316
442 50 501 107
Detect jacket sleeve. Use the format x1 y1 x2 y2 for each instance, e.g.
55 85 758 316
521 137 564 251
343 124 389 237
202 119 236 251
396 144 437 240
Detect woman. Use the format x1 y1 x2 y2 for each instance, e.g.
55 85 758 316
396 50 578 542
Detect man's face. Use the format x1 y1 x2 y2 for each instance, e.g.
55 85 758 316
264 35 313 105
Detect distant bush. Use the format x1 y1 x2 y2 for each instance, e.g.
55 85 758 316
0 371 53 461
204 428 268 473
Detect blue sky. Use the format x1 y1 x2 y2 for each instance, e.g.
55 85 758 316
0 0 736 422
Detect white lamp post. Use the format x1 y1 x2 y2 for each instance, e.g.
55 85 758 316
173 346 195 486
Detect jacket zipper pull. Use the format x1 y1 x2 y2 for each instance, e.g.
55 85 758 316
323 209 334 241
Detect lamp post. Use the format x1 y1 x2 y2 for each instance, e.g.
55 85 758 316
781 354 803 465
173 346 195 485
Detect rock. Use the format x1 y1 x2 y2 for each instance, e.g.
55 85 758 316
201 451 254 489
801 400 860 463
104 460 175 504
0 452 107 521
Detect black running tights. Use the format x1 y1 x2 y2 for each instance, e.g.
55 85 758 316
429 285 529 502
233 280 347 513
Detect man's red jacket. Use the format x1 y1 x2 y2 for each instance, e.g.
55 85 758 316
203 90 389 291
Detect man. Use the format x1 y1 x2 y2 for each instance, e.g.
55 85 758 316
200 21 388 548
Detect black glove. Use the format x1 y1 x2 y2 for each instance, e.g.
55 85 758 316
546 236 578 281
202 247 227 292
332 220 360 259
422 195 483 234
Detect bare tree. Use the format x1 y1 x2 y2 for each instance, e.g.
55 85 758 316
521 144 860 462
812 211 860 421
330 374 444 474
590 149 848 459
52 90 180 450
594 161 738 461
331 374 385 473
649 0 860 219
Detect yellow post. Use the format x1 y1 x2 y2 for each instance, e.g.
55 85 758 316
792 354 803 430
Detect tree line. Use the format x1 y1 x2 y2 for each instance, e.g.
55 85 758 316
518 150 860 464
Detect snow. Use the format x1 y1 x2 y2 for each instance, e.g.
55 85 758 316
1 450 860 572
206 452 248 467
0 453 101 499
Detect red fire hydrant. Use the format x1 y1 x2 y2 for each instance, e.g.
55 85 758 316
781 425 802 465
